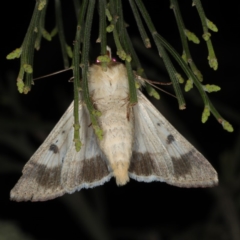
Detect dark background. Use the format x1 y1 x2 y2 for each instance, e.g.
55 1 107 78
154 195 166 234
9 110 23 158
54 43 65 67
1 1 240 240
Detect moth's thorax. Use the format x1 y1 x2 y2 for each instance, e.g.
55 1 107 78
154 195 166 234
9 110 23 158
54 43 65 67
88 62 129 101
88 62 134 185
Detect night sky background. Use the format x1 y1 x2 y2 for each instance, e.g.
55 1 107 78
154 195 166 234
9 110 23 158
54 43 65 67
1 1 240 240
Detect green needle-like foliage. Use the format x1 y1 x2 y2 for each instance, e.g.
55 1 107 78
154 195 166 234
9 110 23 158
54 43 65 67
6 0 234 152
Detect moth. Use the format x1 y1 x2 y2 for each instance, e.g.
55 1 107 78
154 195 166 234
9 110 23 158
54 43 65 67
10 62 218 202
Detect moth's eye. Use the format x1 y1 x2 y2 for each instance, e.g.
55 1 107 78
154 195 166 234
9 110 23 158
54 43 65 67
95 57 117 63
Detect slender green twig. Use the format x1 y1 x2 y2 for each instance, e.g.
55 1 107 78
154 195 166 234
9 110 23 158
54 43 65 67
124 31 160 100
115 0 124 43
135 0 185 109
193 0 218 70
55 0 69 68
81 0 103 140
72 0 88 151
154 37 186 109
97 0 110 70
99 0 107 56
115 0 137 105
156 34 208 104
170 0 202 82
23 35 35 93
15 0 45 93
124 29 141 70
108 0 126 60
133 0 233 130
135 1 202 103
129 0 151 48
35 0 50 50
193 0 209 38
7 0 232 132
155 33 232 131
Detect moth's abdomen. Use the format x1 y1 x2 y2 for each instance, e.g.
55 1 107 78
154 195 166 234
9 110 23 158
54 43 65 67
88 62 133 185
97 106 134 185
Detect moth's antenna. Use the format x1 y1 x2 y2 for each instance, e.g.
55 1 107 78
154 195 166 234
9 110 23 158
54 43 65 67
148 83 177 99
135 74 177 99
33 68 72 81
146 80 172 86
33 62 176 99
147 81 177 99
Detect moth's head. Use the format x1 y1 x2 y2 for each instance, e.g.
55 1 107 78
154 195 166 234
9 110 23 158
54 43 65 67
92 46 120 70
91 54 123 72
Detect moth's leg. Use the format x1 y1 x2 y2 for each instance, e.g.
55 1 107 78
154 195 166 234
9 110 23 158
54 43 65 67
90 95 104 110
124 95 133 122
